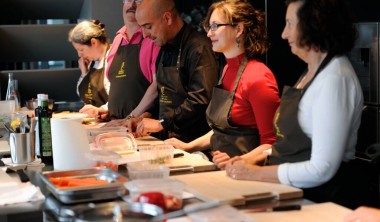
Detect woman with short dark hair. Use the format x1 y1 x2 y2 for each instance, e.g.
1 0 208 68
225 0 366 208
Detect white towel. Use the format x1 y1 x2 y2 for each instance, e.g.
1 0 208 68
0 181 45 206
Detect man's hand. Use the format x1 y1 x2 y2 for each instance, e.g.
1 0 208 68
135 118 164 137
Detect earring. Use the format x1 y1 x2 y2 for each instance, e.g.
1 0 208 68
236 38 240 48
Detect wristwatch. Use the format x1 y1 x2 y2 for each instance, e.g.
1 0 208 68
126 114 134 120
159 118 167 129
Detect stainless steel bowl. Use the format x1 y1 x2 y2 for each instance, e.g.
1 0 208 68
65 202 163 222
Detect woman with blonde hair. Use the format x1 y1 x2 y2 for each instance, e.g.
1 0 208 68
68 19 110 107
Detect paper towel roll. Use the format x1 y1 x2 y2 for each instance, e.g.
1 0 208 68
51 117 91 170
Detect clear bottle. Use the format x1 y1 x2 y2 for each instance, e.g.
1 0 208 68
35 93 45 158
5 73 20 111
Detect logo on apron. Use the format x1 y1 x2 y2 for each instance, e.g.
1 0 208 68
161 86 165 95
116 62 126 78
274 112 285 138
159 86 172 104
84 82 93 100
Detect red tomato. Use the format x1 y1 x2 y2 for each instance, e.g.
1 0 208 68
136 192 167 211
165 194 182 210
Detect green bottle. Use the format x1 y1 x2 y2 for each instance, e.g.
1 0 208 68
39 94 53 164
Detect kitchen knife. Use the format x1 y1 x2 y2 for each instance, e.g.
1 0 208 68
246 204 301 213
150 200 226 222
6 165 30 183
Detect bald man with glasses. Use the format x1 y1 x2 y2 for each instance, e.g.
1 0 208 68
126 0 219 152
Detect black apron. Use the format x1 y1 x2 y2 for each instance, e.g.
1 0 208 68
108 38 150 119
267 54 359 205
156 28 210 143
206 57 260 157
78 61 108 107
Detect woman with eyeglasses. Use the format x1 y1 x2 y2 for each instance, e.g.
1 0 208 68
68 20 110 107
165 0 280 166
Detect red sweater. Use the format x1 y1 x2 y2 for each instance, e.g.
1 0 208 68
222 54 280 144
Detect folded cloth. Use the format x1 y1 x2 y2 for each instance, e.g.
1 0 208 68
0 182 45 206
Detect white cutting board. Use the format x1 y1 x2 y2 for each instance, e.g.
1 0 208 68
173 170 303 206
0 168 19 195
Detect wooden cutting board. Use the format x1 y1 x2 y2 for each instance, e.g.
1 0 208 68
135 137 216 172
170 150 216 172
172 170 303 206
243 202 351 222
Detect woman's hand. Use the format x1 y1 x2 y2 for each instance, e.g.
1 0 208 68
212 151 231 170
225 156 261 181
164 138 190 151
78 57 90 76
344 206 380 222
79 105 105 119
95 109 109 122
241 144 272 165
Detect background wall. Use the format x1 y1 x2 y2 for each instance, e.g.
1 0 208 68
1 0 379 104
0 0 123 103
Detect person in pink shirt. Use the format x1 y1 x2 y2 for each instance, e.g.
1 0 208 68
80 0 160 121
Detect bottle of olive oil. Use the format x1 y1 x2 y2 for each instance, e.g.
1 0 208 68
38 94 53 164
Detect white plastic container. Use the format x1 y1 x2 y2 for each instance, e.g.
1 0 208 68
86 150 121 172
95 132 137 155
127 161 170 180
138 144 174 165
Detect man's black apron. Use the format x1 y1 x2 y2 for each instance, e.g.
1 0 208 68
156 28 210 143
206 57 260 157
108 38 150 119
267 54 359 205
78 61 108 107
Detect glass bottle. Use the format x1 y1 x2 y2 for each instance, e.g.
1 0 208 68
35 93 44 158
5 73 20 111
39 94 53 164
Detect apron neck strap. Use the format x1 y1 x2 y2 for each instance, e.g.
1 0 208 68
220 56 248 94
301 52 334 93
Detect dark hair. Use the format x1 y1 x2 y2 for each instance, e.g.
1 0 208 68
68 19 109 46
202 0 268 59
285 0 357 55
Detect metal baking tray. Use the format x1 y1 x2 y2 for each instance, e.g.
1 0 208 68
40 168 128 204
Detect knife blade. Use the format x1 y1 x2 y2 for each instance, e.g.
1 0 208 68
246 204 301 213
150 200 226 222
6 165 30 183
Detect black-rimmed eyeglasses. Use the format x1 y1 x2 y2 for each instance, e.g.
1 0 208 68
204 23 235 32
123 0 141 4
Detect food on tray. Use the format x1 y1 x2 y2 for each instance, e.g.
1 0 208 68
40 168 128 204
135 192 182 211
95 160 118 171
148 156 172 164
49 177 109 188
136 192 167 211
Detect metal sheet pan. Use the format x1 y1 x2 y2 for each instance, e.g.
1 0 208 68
40 168 127 204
